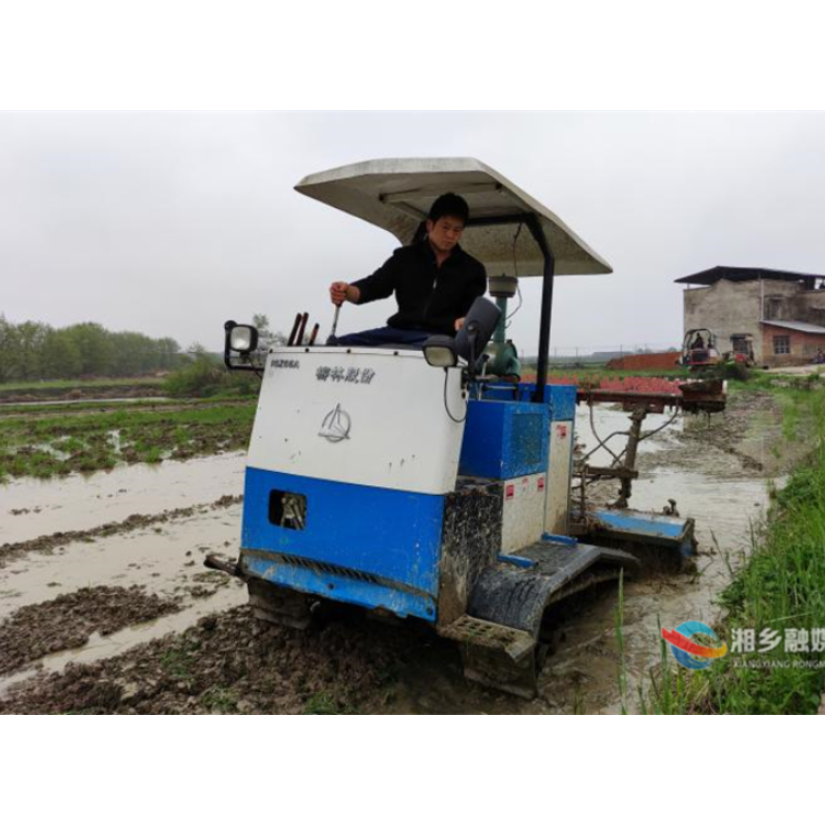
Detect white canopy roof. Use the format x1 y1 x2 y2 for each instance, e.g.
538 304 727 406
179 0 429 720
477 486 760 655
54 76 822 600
295 158 611 277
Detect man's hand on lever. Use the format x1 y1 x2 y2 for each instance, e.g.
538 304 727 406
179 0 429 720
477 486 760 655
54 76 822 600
330 282 360 307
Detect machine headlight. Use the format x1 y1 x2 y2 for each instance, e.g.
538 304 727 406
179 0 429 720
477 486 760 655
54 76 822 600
228 324 258 353
423 335 458 368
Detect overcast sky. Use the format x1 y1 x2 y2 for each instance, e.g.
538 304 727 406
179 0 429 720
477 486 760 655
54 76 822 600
2 111 825 355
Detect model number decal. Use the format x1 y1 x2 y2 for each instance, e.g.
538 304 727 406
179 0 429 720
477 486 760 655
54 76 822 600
316 366 376 384
270 358 300 369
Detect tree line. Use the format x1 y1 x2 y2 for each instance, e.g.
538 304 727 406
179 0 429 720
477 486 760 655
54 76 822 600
0 316 184 383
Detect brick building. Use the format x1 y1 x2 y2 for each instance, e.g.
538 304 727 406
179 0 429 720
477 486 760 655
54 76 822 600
676 266 825 366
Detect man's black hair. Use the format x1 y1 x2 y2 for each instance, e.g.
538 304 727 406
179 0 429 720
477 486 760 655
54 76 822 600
428 193 469 225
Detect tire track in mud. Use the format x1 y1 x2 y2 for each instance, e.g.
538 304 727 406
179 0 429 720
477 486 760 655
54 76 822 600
0 494 243 569
0 585 181 676
0 605 408 715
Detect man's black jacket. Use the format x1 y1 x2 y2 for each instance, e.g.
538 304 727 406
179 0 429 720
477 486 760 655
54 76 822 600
351 239 487 335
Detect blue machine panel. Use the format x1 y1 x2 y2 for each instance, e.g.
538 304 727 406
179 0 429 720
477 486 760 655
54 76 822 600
241 467 443 620
542 384 577 421
589 508 695 557
458 400 549 480
481 382 577 421
242 553 434 620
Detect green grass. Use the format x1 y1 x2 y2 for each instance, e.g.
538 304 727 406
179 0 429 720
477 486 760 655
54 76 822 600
730 371 822 394
302 691 346 715
200 686 240 713
162 358 261 399
160 641 200 687
614 571 628 714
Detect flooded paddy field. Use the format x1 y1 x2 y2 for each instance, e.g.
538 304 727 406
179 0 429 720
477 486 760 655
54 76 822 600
0 390 790 714
0 401 255 480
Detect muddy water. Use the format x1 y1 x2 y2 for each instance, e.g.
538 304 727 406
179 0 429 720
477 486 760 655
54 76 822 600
575 404 683 465
0 453 248 696
0 504 247 624
1 452 246 545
